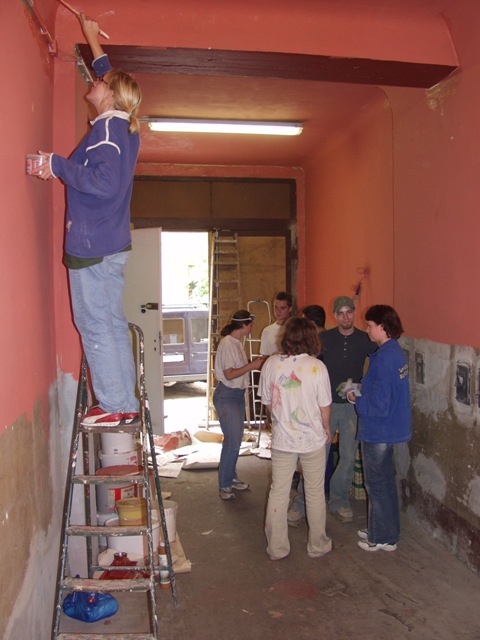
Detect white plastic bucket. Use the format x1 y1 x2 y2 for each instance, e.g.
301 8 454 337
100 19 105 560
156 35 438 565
163 500 178 542
100 432 135 454
95 465 142 513
105 512 160 558
99 448 140 468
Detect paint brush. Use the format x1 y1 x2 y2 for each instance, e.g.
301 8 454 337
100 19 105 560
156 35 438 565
57 0 110 39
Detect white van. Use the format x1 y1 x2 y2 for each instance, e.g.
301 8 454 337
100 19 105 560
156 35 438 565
162 304 209 384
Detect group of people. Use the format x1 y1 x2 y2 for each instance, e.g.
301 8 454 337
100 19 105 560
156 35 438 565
30 13 411 561
213 292 412 559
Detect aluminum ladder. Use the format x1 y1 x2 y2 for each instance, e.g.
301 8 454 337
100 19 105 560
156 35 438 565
52 323 177 640
245 299 271 445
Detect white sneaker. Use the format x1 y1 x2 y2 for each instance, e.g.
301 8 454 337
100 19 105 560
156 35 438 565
232 479 249 491
336 507 353 522
287 510 304 523
358 540 397 552
357 529 368 540
219 488 236 500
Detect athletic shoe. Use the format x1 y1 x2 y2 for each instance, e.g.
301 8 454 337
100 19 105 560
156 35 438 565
357 540 397 552
232 479 249 491
357 529 368 540
287 510 304 523
81 406 124 427
219 488 236 500
336 507 354 522
122 412 141 425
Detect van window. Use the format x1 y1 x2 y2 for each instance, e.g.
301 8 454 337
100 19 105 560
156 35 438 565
164 318 185 345
191 316 208 344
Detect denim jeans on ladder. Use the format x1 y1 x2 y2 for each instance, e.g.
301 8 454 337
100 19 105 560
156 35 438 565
68 252 139 414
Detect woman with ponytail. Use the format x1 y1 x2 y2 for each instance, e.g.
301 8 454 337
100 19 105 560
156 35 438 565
31 14 142 428
213 310 266 500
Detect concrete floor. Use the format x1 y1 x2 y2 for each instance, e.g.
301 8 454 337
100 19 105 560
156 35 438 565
60 450 480 640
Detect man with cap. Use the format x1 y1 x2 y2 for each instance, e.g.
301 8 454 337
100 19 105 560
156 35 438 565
320 296 377 522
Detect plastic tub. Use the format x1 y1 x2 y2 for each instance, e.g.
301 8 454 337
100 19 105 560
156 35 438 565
116 497 147 525
105 512 160 559
100 432 136 454
99 448 140 468
96 465 142 513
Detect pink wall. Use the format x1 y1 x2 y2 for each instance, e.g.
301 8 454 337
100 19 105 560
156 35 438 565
0 0 59 433
384 3 480 347
303 90 394 327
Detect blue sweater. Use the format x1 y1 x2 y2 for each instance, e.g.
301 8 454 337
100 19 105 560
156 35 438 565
355 339 412 444
51 55 139 259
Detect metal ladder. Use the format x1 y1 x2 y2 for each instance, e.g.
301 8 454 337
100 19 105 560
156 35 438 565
206 230 243 424
52 323 177 640
245 300 271 444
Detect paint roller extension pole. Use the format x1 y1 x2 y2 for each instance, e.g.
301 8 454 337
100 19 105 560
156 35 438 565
57 0 110 39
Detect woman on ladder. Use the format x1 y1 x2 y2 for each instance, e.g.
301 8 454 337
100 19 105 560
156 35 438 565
214 310 266 500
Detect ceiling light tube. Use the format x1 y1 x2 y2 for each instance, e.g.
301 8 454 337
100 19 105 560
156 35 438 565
145 119 303 136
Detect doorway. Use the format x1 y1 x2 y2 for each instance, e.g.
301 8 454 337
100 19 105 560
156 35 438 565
162 232 210 434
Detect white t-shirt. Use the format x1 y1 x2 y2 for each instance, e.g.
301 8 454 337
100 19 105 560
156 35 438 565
260 322 283 355
259 353 332 453
214 334 250 389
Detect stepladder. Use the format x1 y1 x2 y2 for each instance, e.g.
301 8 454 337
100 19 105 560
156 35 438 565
52 323 177 640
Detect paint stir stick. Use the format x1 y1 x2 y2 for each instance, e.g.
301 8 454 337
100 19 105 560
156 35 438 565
57 0 110 39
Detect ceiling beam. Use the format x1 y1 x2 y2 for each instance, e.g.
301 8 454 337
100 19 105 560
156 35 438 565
78 45 457 89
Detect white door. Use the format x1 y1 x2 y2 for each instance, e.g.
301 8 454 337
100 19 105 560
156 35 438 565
124 228 164 434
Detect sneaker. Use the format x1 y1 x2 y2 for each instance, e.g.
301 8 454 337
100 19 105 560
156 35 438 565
219 488 236 500
336 507 354 522
82 406 124 427
357 529 369 540
357 540 397 552
287 510 304 523
232 479 249 491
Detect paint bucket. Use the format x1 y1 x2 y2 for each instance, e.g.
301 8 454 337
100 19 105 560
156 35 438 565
25 153 47 175
96 465 142 513
100 432 136 454
162 500 178 542
116 497 147 525
105 512 161 558
99 448 140 468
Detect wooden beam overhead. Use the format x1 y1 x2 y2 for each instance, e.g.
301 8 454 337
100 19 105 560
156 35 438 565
78 45 456 89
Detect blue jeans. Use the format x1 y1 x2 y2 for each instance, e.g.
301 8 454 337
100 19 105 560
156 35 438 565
68 252 139 414
361 442 400 544
266 447 331 559
213 383 246 490
328 402 359 512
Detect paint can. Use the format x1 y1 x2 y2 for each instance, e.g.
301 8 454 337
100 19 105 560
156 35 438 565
99 447 140 468
105 511 160 559
162 500 178 542
95 465 142 513
100 432 136 454
25 153 47 175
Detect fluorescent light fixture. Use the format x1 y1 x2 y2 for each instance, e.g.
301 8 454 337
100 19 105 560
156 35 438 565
145 118 303 136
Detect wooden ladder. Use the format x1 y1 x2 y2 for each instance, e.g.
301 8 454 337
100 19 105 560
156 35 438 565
206 230 242 424
52 323 177 639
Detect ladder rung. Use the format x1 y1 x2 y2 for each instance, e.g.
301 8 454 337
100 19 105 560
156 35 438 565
57 634 155 639
73 475 146 485
61 576 151 593
67 525 148 537
79 423 141 435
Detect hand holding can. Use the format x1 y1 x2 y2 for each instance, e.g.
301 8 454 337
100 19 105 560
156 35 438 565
26 152 52 180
